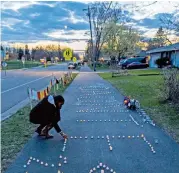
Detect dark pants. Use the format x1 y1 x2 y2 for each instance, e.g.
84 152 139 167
36 121 61 134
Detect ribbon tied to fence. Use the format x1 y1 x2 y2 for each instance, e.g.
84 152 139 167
27 71 73 109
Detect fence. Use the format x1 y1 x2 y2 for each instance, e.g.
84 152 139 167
27 71 73 109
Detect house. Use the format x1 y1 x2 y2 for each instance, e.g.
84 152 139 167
135 50 147 57
146 43 179 68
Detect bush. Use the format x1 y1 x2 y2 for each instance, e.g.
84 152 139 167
161 68 179 103
91 62 102 67
155 57 170 68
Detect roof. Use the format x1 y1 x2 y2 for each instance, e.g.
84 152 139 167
146 42 179 54
137 50 147 57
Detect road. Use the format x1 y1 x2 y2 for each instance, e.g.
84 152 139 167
1 63 72 114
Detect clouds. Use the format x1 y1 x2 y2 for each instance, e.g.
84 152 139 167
68 11 88 24
123 1 178 21
121 1 179 38
59 7 88 24
1 1 35 12
30 13 40 18
1 1 179 50
43 29 89 40
1 1 89 51
1 1 59 12
1 18 23 30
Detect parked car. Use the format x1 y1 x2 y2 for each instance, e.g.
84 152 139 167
117 59 126 67
68 62 75 69
77 61 82 66
126 62 149 69
46 57 51 62
120 57 146 69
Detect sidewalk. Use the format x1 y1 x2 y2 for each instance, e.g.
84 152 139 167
5 66 179 173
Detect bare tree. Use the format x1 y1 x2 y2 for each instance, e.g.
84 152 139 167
34 44 60 59
90 2 125 63
160 5 179 42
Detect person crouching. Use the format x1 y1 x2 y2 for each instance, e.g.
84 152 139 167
29 95 68 139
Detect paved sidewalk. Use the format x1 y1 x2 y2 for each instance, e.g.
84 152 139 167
5 66 179 173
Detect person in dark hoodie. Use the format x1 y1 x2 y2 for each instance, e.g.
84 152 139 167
29 95 68 139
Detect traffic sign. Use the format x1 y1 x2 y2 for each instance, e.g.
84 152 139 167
73 57 77 62
63 48 72 61
2 61 7 76
2 61 7 68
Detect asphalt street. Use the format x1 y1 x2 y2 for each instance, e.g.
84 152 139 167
4 66 179 173
1 63 70 114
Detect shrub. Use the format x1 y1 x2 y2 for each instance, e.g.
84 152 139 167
161 68 179 103
156 57 170 68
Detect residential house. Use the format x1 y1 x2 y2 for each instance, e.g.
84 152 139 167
135 50 147 57
146 43 179 68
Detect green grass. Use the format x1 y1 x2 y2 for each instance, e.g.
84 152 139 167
89 64 110 70
1 60 41 70
1 73 78 173
99 70 179 143
128 68 162 75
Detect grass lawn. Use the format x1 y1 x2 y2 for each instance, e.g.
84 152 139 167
89 64 110 71
99 70 179 143
1 60 41 70
127 68 162 75
1 73 78 173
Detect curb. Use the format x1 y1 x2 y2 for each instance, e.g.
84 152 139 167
1 98 30 122
1 65 43 72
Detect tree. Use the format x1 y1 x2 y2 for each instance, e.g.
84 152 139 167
25 44 30 60
101 23 140 59
153 27 166 47
1 45 4 51
90 2 124 63
31 48 36 60
58 44 62 60
18 48 24 60
146 27 168 50
160 7 179 35
159 4 179 44
146 39 157 50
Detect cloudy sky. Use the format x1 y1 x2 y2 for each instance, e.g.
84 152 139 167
1 1 179 50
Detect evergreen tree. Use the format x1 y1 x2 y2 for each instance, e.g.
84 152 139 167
153 26 166 47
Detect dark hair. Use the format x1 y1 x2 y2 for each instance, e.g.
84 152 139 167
54 95 64 104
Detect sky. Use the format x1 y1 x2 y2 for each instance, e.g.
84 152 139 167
1 1 179 50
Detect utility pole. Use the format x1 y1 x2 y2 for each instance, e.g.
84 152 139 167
83 6 95 71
